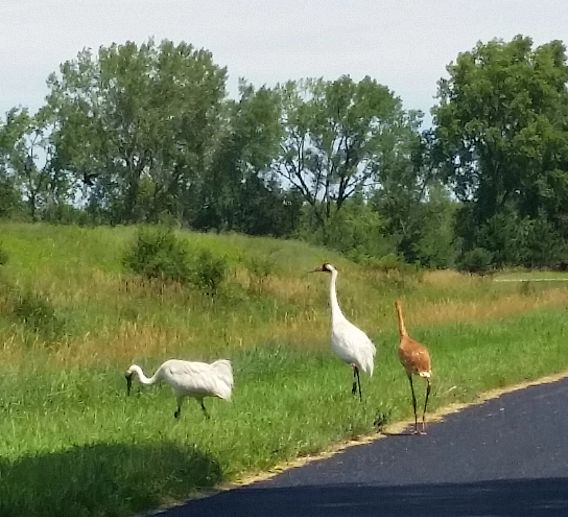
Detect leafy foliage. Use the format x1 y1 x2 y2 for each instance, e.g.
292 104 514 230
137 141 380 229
13 290 65 339
191 250 228 296
0 176 22 218
457 247 494 275
433 35 568 266
123 227 191 284
0 107 70 221
47 39 227 223
302 195 395 262
246 255 274 294
276 76 421 238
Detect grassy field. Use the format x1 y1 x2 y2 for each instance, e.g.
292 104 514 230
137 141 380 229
493 270 568 281
1 222 568 516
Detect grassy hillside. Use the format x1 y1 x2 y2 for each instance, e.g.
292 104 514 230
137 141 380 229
1 222 568 516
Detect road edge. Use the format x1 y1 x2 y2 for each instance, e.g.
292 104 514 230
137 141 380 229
151 368 568 515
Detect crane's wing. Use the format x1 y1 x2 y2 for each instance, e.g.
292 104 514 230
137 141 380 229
163 360 233 400
333 319 377 375
399 338 431 377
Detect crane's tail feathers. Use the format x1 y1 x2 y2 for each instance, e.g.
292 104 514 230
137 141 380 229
360 342 376 376
355 356 374 377
211 359 234 400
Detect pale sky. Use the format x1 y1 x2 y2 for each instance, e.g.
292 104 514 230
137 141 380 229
1 0 568 125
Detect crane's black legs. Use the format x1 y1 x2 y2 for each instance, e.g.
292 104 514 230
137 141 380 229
352 366 362 401
200 399 210 419
407 373 418 433
355 367 362 402
174 398 211 419
174 396 185 419
422 378 431 432
352 368 358 396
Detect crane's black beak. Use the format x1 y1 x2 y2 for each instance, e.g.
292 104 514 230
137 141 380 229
125 373 132 396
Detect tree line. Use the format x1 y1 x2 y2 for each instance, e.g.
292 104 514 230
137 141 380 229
1 35 567 270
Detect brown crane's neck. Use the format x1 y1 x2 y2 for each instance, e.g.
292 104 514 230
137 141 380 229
395 304 408 338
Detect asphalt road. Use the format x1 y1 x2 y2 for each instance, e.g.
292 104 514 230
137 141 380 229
159 377 568 517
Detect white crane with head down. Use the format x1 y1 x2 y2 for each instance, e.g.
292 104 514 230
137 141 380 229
125 358 233 419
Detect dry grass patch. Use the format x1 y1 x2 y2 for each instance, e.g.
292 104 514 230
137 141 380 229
403 287 568 328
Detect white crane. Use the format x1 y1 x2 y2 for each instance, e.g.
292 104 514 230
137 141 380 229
125 359 233 419
314 263 376 400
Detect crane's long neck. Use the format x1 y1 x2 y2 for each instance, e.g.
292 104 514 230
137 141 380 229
329 269 345 322
130 365 161 385
396 304 408 338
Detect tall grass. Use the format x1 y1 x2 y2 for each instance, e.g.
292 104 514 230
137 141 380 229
0 222 568 516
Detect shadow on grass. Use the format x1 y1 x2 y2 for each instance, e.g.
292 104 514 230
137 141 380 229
0 441 222 517
167 477 568 517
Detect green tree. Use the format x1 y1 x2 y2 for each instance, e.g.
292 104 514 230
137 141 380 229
413 185 458 268
47 39 227 223
0 176 21 218
0 107 70 221
371 127 437 263
311 194 395 261
433 35 568 263
276 76 418 241
0 117 22 218
192 82 285 233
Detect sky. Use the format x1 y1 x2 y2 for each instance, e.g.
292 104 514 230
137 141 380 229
1 0 568 126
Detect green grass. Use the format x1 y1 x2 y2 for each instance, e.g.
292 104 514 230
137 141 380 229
1 222 568 516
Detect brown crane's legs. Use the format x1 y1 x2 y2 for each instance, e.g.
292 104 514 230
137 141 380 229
423 378 431 431
407 373 431 434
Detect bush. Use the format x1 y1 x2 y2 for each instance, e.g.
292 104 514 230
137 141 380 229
368 253 405 273
123 227 191 284
362 253 423 289
13 289 65 340
458 247 494 275
192 250 228 296
523 216 566 269
296 197 396 260
246 256 273 294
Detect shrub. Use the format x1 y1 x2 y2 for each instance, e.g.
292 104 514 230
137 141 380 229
191 250 228 296
523 216 566 269
246 256 273 294
369 253 405 273
123 227 190 284
458 247 494 275
519 280 535 297
13 289 65 340
363 253 423 289
296 197 396 260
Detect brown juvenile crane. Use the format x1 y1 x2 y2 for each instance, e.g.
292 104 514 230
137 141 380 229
395 299 432 434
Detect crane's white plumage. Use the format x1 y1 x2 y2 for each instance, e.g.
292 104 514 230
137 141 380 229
315 263 376 399
125 359 233 418
331 316 376 376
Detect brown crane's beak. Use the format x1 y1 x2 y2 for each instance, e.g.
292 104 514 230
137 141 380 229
125 373 133 396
